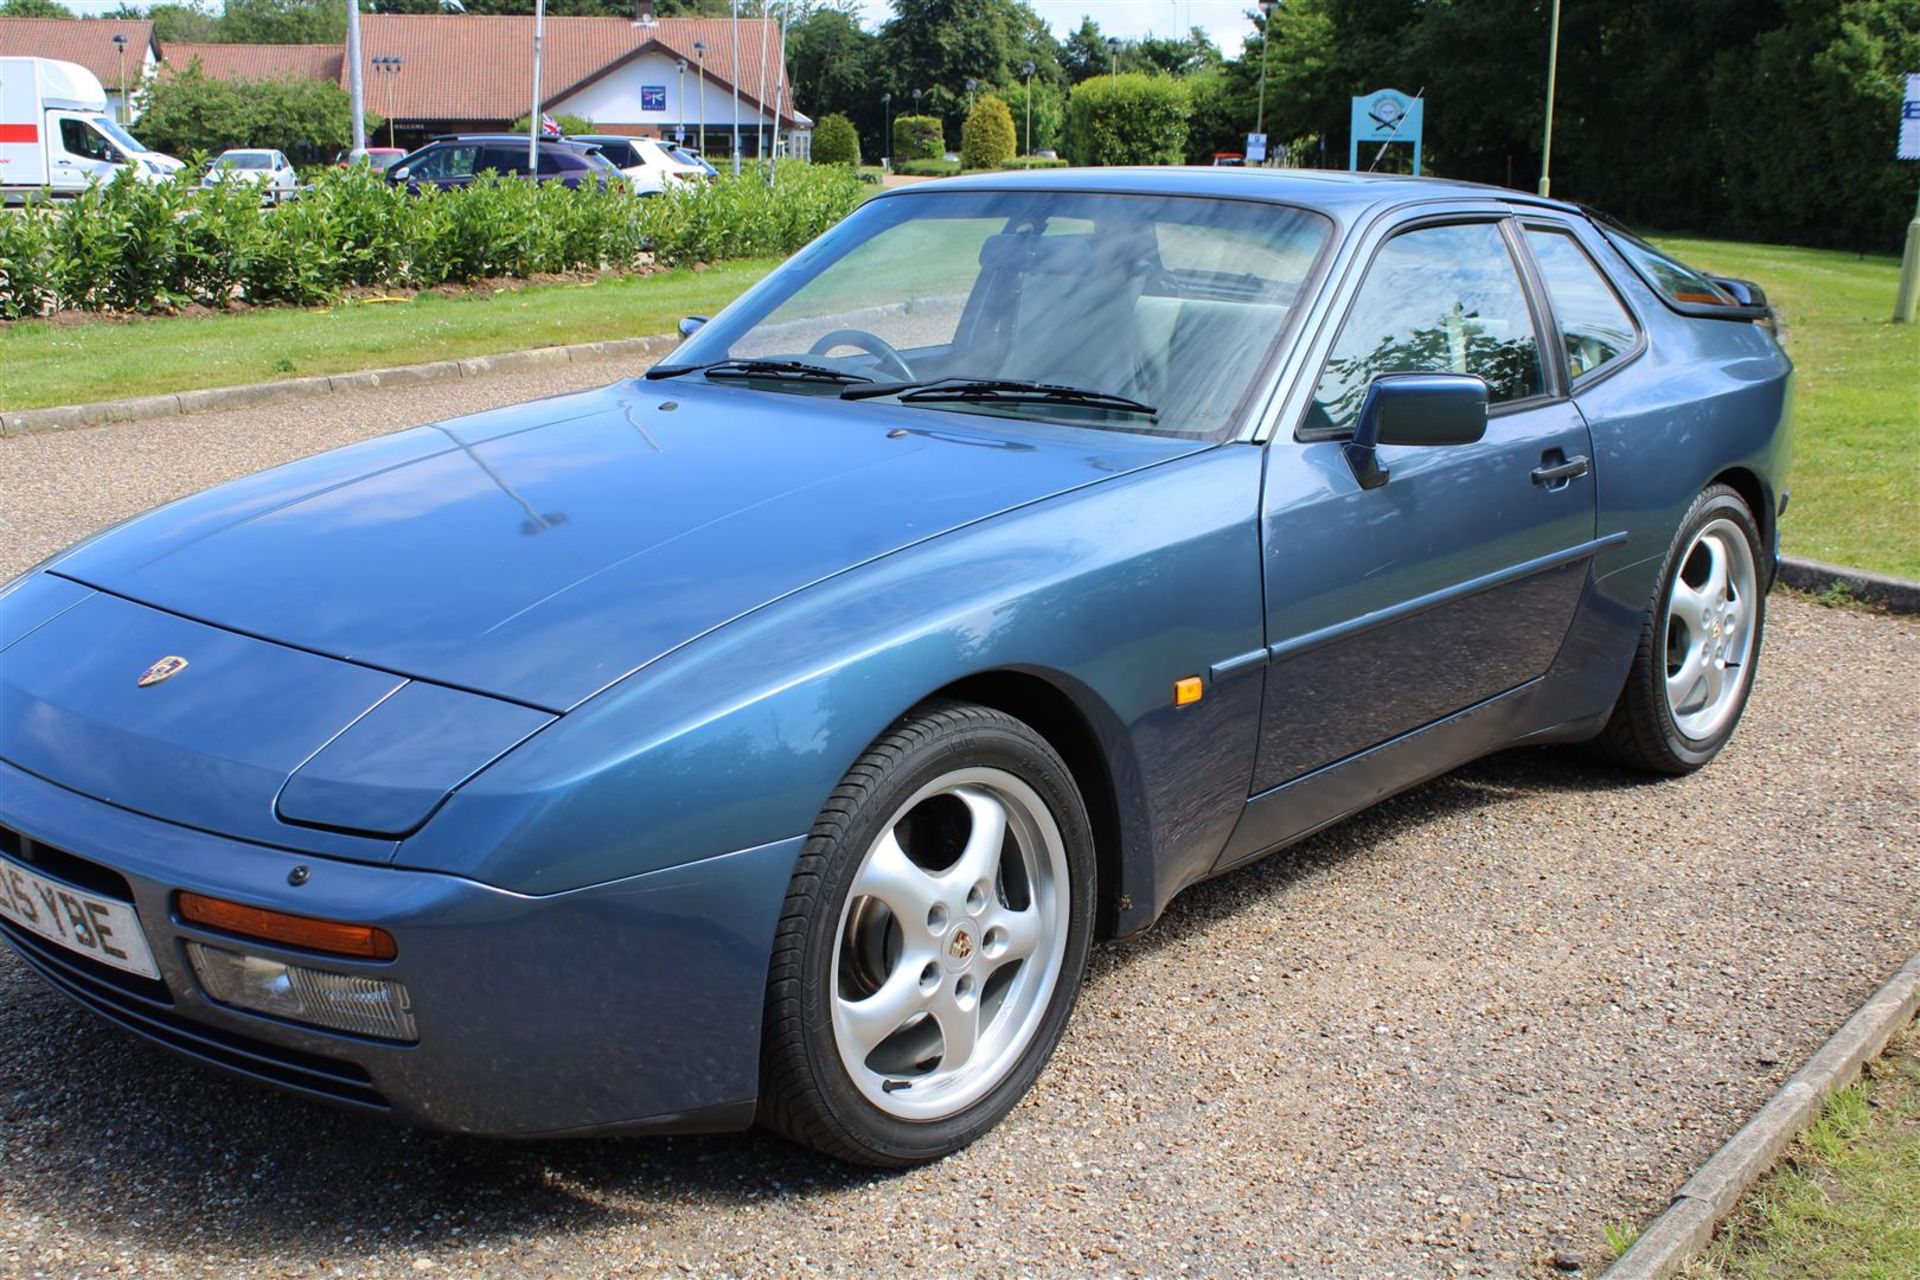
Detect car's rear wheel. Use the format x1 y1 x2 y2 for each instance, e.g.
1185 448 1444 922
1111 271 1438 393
758 700 1095 1166
1597 484 1766 774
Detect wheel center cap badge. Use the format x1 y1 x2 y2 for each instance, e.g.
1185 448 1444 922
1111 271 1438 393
948 929 974 962
137 655 189 688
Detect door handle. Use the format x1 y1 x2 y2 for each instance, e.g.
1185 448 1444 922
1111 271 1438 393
1531 454 1591 488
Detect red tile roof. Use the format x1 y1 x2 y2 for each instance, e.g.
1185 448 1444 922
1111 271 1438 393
160 43 344 84
0 17 155 85
349 15 799 126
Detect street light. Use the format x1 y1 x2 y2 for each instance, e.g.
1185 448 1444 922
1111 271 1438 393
1021 61 1035 157
729 0 742 176
1538 0 1561 197
111 33 128 125
693 40 707 159
965 77 978 110
676 58 687 144
881 90 891 165
1255 1 1277 149
1107 36 1121 79
372 55 404 149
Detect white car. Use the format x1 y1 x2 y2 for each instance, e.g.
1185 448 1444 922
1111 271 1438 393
202 149 298 201
573 135 710 195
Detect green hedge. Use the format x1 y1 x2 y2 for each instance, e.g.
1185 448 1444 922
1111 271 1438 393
960 96 1017 171
1067 74 1191 167
891 114 945 162
0 162 865 319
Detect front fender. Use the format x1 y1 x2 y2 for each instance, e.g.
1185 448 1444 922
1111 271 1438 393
399 443 1269 922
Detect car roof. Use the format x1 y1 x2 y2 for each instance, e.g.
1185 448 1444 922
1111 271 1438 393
889 167 1584 220
431 134 596 149
220 148 276 157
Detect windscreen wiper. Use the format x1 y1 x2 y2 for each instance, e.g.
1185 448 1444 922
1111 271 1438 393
842 377 1157 418
645 358 874 384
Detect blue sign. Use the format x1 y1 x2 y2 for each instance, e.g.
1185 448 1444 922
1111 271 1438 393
1349 88 1424 175
641 85 667 113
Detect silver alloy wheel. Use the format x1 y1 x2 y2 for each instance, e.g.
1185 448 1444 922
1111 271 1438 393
1663 516 1758 740
829 767 1071 1122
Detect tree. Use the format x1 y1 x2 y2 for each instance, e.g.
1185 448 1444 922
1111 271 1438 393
0 0 72 14
959 93 1014 169
509 111 595 135
1066 73 1190 166
138 64 372 158
1058 16 1106 83
214 0 345 43
811 112 861 166
785 3 882 153
1135 26 1222 77
879 0 1063 145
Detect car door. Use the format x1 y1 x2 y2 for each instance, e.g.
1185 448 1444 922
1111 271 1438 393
1249 213 1599 792
49 114 122 191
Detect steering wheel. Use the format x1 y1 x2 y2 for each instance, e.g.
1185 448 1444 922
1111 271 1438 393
808 328 914 382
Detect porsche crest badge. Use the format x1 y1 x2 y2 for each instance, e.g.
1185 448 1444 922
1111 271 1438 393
137 655 189 688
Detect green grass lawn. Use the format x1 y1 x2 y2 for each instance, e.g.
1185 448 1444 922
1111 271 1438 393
0 258 780 414
1676 1025 1919 1279
1657 238 1920 579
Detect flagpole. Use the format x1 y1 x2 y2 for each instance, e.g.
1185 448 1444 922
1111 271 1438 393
755 2 771 173
729 0 742 177
529 0 546 172
769 4 788 178
345 0 367 162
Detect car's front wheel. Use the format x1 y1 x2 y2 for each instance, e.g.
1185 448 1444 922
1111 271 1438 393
1597 483 1766 773
758 700 1095 1166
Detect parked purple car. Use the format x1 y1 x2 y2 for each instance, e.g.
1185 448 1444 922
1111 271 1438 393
386 134 621 193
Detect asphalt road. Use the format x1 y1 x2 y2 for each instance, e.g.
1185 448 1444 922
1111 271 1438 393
1 359 1915 1279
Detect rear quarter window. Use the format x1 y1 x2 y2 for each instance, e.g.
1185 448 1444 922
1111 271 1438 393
1597 224 1734 306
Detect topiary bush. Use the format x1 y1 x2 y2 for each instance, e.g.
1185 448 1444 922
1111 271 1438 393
891 114 944 162
960 95 1017 171
1067 73 1191 167
811 113 861 167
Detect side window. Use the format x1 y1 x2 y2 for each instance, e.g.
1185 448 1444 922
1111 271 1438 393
478 145 524 176
1525 227 1637 381
59 118 115 162
408 146 450 179
1310 221 1544 435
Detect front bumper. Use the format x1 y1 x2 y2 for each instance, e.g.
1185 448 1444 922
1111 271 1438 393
0 759 802 1137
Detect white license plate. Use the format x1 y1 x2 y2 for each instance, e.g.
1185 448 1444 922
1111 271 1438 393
0 854 160 980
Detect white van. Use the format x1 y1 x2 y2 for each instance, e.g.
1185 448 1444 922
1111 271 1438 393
0 56 183 201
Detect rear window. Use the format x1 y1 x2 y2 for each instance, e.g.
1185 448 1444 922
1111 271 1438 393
1597 224 1735 306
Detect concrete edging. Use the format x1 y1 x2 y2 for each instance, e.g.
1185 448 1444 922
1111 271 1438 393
1777 556 1920 614
0 333 680 438
1601 950 1920 1280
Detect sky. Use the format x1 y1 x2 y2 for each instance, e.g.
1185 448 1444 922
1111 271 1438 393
851 1 1262 55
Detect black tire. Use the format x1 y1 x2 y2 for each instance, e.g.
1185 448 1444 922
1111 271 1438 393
1596 484 1766 774
758 699 1096 1166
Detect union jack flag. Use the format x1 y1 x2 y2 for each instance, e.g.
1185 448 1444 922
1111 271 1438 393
540 113 563 137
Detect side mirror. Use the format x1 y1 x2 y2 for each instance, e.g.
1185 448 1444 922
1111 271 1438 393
1343 374 1488 491
391 166 409 181
678 315 709 339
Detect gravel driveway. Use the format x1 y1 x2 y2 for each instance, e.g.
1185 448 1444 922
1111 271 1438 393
1 360 1915 1279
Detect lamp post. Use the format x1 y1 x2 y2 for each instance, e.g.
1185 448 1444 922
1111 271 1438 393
965 77 978 111
345 0 367 163
755 0 772 167
1255 1 1276 146
881 91 891 166
693 40 707 159
676 58 687 145
1537 0 1562 197
372 56 403 149
1107 36 1121 79
1021 61 1035 156
110 33 128 125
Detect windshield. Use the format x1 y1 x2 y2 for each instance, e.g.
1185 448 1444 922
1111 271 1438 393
92 115 146 154
218 153 272 170
672 190 1331 439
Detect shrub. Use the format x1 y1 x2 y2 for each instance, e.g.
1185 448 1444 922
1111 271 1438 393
0 162 865 318
811 113 861 167
960 95 1017 171
891 114 944 162
893 157 961 177
999 156 1068 169
509 112 596 138
1067 74 1191 167
139 65 372 160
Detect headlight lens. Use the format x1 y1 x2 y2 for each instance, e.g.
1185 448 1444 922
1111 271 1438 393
186 942 417 1042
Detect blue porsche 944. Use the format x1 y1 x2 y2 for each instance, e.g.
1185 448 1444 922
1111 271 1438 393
0 169 1789 1165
